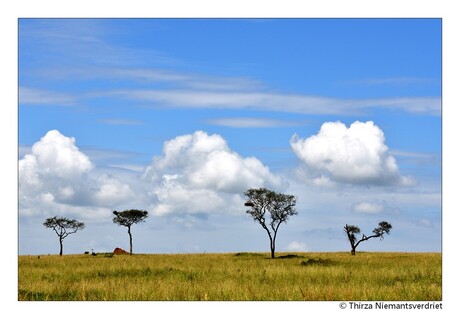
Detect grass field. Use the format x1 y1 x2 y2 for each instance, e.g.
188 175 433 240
18 252 441 301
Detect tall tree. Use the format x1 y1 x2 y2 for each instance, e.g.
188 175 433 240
112 209 149 255
43 216 85 256
344 221 392 255
244 188 298 259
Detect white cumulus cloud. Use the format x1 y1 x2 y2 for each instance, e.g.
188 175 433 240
19 130 136 219
290 121 415 186
143 130 286 216
25 129 93 177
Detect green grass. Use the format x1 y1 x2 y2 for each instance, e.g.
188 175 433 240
18 252 441 301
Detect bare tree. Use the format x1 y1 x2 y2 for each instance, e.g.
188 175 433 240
43 216 85 256
344 221 392 255
112 209 148 255
244 188 298 258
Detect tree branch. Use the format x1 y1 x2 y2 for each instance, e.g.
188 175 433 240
354 233 382 249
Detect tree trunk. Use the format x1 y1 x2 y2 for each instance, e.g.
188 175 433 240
268 236 275 259
351 246 356 255
59 238 63 256
270 223 281 259
263 227 276 259
128 226 133 255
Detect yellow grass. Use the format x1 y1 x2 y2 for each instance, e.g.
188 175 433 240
18 252 441 301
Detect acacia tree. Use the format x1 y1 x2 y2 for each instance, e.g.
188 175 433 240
43 216 85 256
344 221 392 255
244 188 298 259
112 209 149 255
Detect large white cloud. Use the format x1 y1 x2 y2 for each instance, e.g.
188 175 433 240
290 121 415 186
26 129 93 176
143 130 286 216
19 130 136 219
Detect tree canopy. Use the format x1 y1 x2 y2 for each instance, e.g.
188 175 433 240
113 209 149 255
43 216 85 255
244 188 298 258
344 221 392 255
113 209 149 227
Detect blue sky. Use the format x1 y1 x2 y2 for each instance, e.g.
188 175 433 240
18 18 442 255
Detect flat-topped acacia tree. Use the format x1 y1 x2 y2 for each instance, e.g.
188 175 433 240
43 216 85 256
344 221 392 255
244 188 298 259
112 209 149 255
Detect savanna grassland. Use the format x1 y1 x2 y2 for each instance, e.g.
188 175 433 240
18 252 441 301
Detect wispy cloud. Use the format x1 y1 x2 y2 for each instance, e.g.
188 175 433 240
364 97 440 116
82 147 146 164
345 77 436 86
20 20 440 116
107 89 440 116
98 118 144 126
390 150 440 159
101 68 262 91
351 201 384 214
20 19 176 68
19 87 76 106
417 218 434 228
286 241 309 252
40 66 265 93
107 164 145 173
206 117 302 128
23 70 440 115
390 149 441 166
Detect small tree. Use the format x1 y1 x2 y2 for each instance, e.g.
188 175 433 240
43 216 85 256
244 188 298 259
344 221 392 255
112 209 148 255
